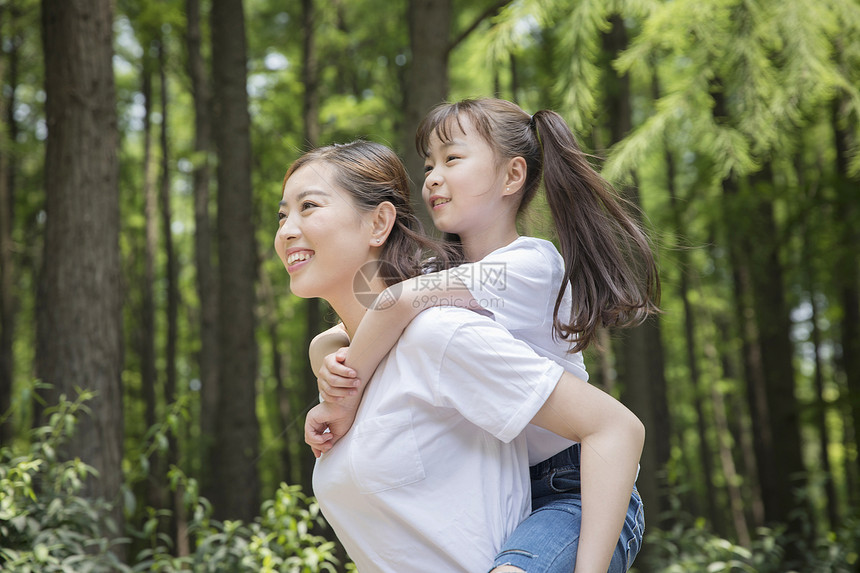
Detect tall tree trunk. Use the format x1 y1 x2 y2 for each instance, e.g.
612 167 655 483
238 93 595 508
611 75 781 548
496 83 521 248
209 0 259 522
141 61 158 448
709 372 752 546
185 0 218 492
0 6 13 444
39 0 124 555
713 84 800 537
798 148 840 531
604 16 671 528
728 242 776 517
831 97 860 491
140 55 164 535
807 260 839 530
712 310 765 529
157 36 182 551
664 145 723 533
301 0 319 150
724 166 808 555
258 270 290 479
401 0 450 230
748 167 807 533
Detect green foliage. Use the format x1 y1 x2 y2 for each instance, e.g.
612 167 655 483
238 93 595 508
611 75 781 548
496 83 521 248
0 390 130 572
0 392 340 572
134 478 339 572
636 508 860 573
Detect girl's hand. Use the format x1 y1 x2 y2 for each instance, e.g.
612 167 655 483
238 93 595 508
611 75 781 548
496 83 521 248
305 401 358 458
317 347 361 401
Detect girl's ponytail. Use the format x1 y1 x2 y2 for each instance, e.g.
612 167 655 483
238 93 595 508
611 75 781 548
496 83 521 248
533 110 660 351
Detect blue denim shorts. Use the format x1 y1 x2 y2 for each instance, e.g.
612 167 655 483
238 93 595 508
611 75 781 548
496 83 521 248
491 444 645 572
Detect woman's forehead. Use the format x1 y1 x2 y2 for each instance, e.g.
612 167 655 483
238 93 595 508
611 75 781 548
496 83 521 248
283 161 336 196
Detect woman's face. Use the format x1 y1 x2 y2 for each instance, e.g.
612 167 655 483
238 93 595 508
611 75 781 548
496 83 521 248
275 161 375 302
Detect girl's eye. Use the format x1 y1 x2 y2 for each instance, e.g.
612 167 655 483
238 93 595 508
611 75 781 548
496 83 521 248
423 165 433 176
446 155 459 163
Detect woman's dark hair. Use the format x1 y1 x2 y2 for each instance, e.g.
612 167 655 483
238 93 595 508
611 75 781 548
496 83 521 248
416 98 660 352
283 141 461 285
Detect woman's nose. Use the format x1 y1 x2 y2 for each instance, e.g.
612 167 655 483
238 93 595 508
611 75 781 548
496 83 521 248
276 213 300 243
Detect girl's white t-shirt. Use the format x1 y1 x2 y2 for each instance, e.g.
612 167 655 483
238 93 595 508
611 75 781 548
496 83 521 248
313 307 564 572
453 236 586 464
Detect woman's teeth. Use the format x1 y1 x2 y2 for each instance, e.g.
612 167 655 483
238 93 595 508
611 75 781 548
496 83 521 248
287 251 312 265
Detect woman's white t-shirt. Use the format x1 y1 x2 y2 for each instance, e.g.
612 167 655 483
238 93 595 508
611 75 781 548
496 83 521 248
453 236 586 464
313 307 564 572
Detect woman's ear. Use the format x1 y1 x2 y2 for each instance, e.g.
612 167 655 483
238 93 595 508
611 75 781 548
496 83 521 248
503 156 527 196
369 201 397 246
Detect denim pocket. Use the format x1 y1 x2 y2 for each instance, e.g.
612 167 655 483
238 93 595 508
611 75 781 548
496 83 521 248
349 411 426 494
548 467 582 494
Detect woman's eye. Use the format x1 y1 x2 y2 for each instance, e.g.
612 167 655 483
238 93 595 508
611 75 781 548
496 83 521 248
301 201 318 211
277 211 287 221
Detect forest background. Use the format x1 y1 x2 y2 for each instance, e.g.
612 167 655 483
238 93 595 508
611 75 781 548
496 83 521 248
1 0 859 571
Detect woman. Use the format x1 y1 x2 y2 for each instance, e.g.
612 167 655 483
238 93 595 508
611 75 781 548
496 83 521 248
274 140 644 573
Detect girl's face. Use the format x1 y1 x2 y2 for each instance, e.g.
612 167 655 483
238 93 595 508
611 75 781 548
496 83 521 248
275 161 375 303
421 115 510 238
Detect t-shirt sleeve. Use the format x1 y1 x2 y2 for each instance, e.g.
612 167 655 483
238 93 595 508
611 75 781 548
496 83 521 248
434 317 564 443
452 240 559 331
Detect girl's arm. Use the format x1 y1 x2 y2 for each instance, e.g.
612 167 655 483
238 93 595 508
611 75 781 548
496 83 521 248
318 270 480 402
309 323 350 375
530 372 645 573
306 271 480 456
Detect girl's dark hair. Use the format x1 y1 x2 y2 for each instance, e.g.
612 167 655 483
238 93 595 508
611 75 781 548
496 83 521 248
283 141 461 285
416 98 660 352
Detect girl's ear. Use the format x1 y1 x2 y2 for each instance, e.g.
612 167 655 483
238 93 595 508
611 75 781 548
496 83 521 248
369 201 397 246
504 156 527 196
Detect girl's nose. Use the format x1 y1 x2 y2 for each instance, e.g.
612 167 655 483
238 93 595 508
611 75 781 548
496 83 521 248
425 170 442 188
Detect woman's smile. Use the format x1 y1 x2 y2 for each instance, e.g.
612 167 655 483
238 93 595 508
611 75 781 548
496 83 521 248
285 249 315 273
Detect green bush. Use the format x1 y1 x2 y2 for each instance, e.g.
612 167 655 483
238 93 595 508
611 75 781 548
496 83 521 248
0 391 340 572
635 509 860 573
0 390 130 572
135 477 340 572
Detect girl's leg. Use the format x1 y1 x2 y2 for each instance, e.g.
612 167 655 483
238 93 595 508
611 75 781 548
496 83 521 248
490 444 644 573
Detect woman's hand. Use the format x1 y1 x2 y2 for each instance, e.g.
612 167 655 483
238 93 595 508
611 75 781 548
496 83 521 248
317 347 361 402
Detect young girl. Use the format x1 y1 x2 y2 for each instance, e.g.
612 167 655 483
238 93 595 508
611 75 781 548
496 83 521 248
305 99 659 572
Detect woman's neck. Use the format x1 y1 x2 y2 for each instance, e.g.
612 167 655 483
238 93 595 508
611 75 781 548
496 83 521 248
325 268 388 338
333 299 368 340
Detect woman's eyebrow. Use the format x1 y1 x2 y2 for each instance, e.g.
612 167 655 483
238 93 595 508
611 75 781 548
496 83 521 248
279 189 331 207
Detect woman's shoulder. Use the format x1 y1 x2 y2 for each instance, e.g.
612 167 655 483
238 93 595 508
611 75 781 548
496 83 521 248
402 307 499 342
409 306 492 328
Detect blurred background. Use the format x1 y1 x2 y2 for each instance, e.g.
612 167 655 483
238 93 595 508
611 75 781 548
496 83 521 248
1 0 858 571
